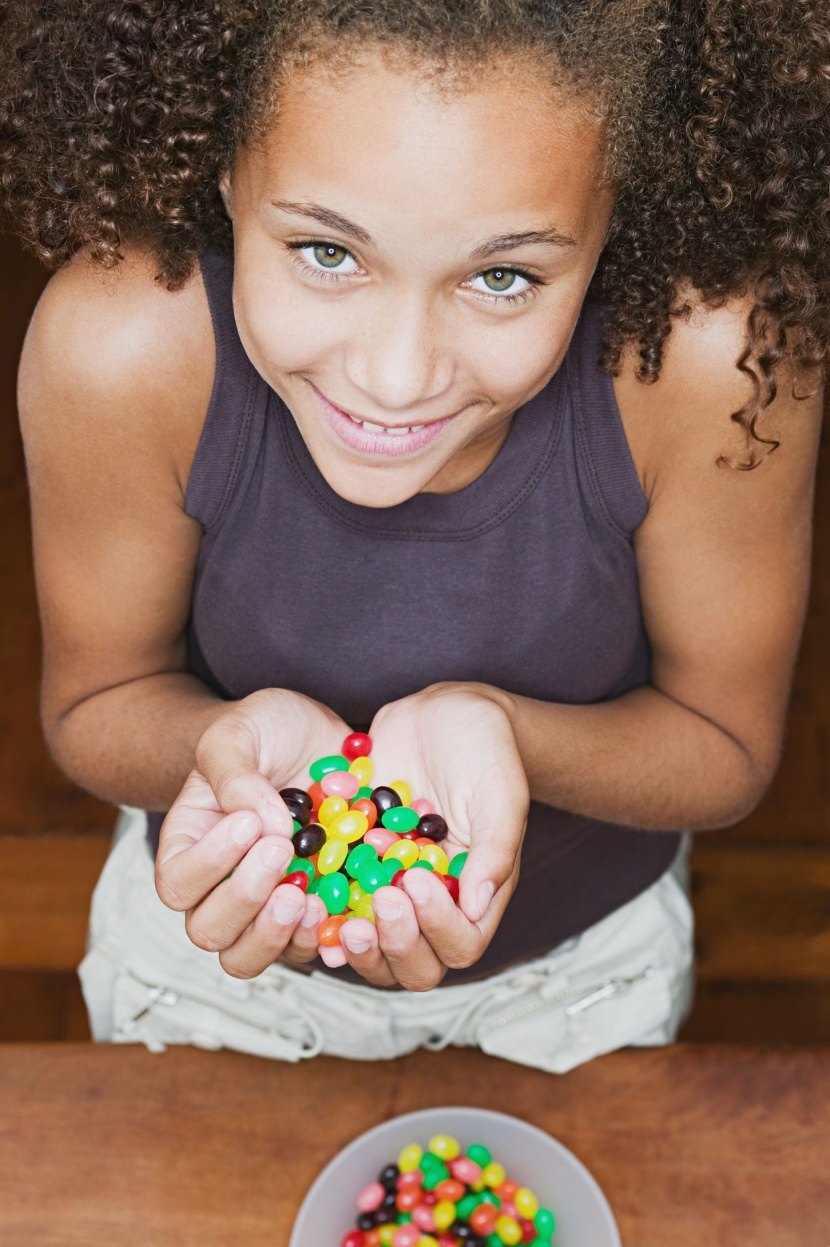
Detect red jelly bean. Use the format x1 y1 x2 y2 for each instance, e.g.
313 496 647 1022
283 871 310 891
398 830 420 841
365 1232 381 1247
521 1219 536 1244
396 1187 422 1212
502 1199 519 1219
342 1233 365 1247
397 1170 423 1189
343 732 373 760
390 869 407 889
422 1190 437 1206
351 797 378 830
438 1238 456 1247
440 874 460 902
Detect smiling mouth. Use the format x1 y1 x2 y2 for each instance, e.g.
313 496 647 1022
341 412 427 436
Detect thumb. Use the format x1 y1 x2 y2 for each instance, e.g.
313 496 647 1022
457 807 525 924
195 717 294 837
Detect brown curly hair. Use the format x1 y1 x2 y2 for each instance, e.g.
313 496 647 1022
1 0 828 464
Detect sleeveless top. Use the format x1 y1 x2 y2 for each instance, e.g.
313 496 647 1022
147 249 680 985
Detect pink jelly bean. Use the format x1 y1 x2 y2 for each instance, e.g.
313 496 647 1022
502 1200 519 1219
449 1157 481 1184
393 1227 419 1247
411 798 434 816
397 1170 423 1189
364 828 399 855
412 1204 436 1232
357 1182 385 1213
321 770 360 800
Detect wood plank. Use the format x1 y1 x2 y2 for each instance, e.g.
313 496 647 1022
680 980 830 1043
0 970 89 1041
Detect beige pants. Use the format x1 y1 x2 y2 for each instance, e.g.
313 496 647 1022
79 807 694 1074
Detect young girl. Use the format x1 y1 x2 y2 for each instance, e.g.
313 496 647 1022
1 0 827 1069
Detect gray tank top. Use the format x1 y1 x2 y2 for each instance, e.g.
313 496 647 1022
147 250 680 983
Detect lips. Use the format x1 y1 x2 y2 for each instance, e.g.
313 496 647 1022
312 386 456 457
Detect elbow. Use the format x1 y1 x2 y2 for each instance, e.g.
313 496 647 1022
690 746 780 832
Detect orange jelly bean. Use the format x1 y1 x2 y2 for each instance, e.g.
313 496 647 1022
318 915 349 947
351 797 378 830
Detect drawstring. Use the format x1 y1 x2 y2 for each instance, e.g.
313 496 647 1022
423 984 502 1050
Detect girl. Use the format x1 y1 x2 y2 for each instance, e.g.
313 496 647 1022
1 0 827 1069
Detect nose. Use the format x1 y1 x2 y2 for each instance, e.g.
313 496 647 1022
344 291 454 413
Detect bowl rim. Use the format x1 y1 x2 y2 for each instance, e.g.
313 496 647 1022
289 1105 622 1247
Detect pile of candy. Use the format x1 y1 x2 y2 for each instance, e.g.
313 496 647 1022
280 733 467 954
341 1134 556 1246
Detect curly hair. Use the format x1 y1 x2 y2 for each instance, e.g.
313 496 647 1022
1 0 828 464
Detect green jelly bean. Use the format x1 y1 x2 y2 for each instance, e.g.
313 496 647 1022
353 786 374 801
345 842 378 879
420 1151 444 1171
409 859 434 871
534 1208 556 1238
448 850 469 879
479 1191 502 1209
308 754 350 783
288 857 315 881
292 818 302 834
381 805 420 832
381 858 400 885
466 1142 491 1167
485 1236 503 1247
311 872 350 914
356 862 387 894
421 1163 449 1189
396 1213 413 1225
456 1194 480 1219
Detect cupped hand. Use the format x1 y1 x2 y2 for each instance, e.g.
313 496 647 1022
155 688 351 976
336 682 529 990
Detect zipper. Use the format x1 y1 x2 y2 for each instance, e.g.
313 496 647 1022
123 964 291 1036
492 965 656 1029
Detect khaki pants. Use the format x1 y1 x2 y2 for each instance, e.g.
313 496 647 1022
79 807 694 1074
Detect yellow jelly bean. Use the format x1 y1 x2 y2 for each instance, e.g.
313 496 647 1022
328 809 369 843
317 837 347 874
428 1134 460 1161
398 1143 424 1173
353 893 377 922
482 1162 506 1188
389 779 413 806
383 839 420 869
494 1215 522 1245
377 1228 396 1246
318 795 348 826
471 1176 487 1192
514 1187 539 1219
349 755 374 785
348 879 364 908
433 1201 457 1231
419 843 449 874
417 1238 439 1247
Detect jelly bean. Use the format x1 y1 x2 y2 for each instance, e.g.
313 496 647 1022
448 851 468 879
432 1201 457 1231
533 1208 555 1238
390 869 407 889
479 1191 502 1208
380 1164 400 1187
292 824 326 858
318 914 350 947
349 755 375 786
484 1237 503 1247
353 893 377 921
309 754 350 782
466 1145 490 1169
396 1187 422 1213
282 796 310 826
357 861 389 894
382 806 420 833
354 785 375 801
411 798 435 816
343 732 373 760
287 856 315 881
346 842 378 878
358 1182 386 1213
416 1238 439 1247
378 1229 397 1246
365 1232 382 1247
357 1213 376 1231
513 1189 538 1220
397 1170 423 1189
417 813 448 843
283 870 310 892
308 781 325 810
412 1206 435 1232
421 1165 448 1191
319 795 349 826
409 860 434 871
440 874 460 902
342 1232 365 1247
365 828 400 856
387 779 412 806
482 1163 506 1189
437 1238 456 1247
470 1177 487 1193
383 839 420 869
470 1205 496 1234
419 844 449 873
310 872 350 914
371 786 403 818
378 858 399 885
428 1135 460 1161
329 810 370 843
502 1200 519 1220
455 1193 481 1219
520 1220 536 1244
449 1158 481 1186
494 1216 522 1245
496 1181 518 1202
351 797 378 829
422 1191 437 1207
280 786 313 812
420 1152 445 1172
393 1229 419 1247
398 829 421 842
318 837 348 874
434 1180 465 1204
322 769 361 800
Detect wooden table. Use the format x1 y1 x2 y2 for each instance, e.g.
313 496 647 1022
1 1044 828 1246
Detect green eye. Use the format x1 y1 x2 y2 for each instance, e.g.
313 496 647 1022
313 243 349 268
482 268 518 292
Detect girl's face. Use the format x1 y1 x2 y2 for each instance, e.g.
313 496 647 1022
225 53 615 507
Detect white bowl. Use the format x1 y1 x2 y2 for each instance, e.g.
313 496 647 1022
289 1106 621 1247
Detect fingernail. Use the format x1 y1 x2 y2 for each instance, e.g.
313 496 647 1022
301 902 322 927
477 881 496 917
230 814 260 846
319 945 347 968
261 839 292 871
373 896 403 921
406 874 431 904
273 894 303 924
341 930 372 954
258 802 291 835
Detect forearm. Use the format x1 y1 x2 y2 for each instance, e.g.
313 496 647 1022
47 672 233 811
492 683 772 832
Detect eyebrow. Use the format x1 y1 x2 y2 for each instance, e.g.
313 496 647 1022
270 199 578 259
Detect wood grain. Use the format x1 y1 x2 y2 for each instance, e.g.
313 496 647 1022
0 1044 828 1247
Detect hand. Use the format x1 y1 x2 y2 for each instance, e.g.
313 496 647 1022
155 688 351 976
336 682 529 990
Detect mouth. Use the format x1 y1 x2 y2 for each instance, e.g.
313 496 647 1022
311 385 461 458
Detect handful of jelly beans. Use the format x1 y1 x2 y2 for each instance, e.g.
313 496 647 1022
279 733 467 958
342 1134 556 1246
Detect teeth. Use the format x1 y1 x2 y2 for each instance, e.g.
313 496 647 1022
409 424 424 433
386 425 411 437
362 420 385 434
347 414 363 425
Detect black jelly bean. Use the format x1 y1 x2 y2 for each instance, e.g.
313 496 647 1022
379 1164 399 1188
370 786 402 817
452 1225 474 1241
374 1207 396 1225
279 786 313 812
417 813 448 842
356 1212 376 1231
466 1238 487 1247
293 824 326 857
283 796 310 827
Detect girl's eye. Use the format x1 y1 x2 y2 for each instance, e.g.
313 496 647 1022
470 268 532 297
299 243 359 273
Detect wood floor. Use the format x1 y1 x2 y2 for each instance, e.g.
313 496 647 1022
1 233 828 1043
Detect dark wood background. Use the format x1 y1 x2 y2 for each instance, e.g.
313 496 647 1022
1 231 828 1043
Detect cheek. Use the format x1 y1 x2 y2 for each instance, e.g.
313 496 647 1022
459 303 575 406
233 260 344 377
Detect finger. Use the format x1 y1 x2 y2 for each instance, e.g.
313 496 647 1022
217 881 309 978
280 894 329 966
156 802 268 912
457 810 524 924
401 865 516 971
195 715 294 834
338 916 397 987
185 835 294 950
371 885 447 991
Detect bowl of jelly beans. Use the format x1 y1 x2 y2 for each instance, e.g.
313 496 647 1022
279 733 468 964
288 1108 621 1247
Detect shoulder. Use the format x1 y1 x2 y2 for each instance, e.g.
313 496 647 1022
19 246 215 503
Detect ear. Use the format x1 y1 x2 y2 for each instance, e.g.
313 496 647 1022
219 173 234 220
